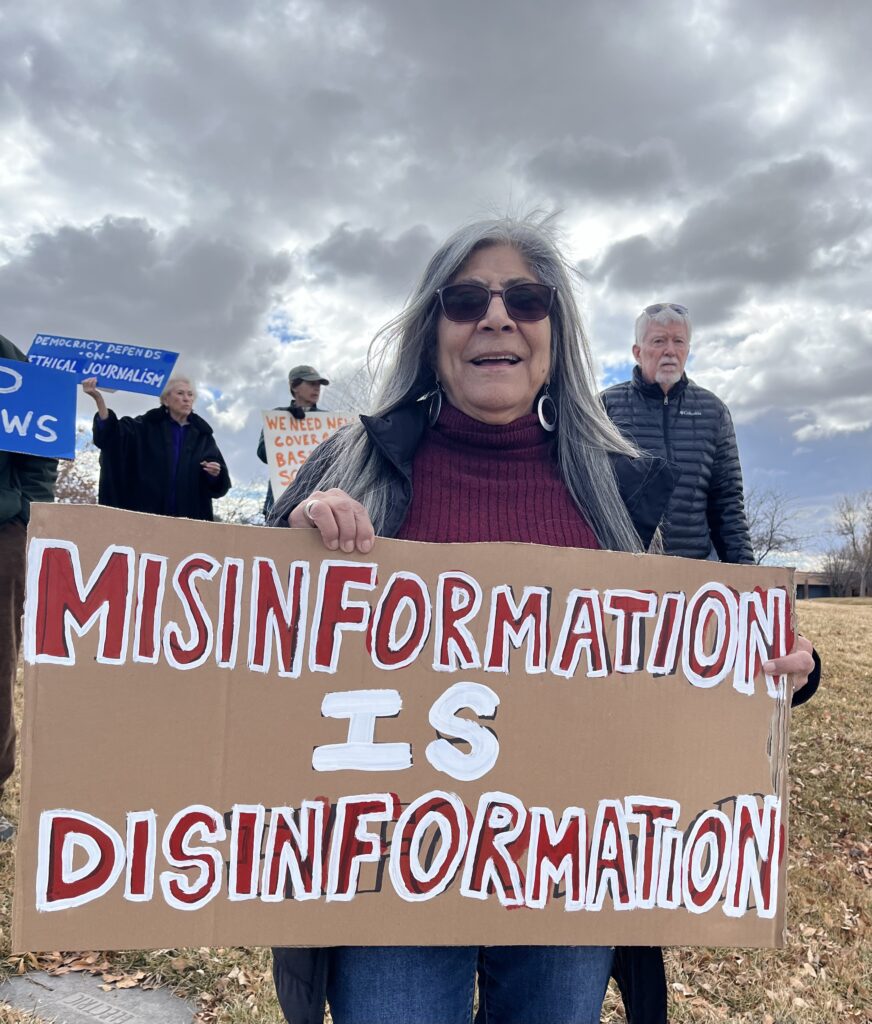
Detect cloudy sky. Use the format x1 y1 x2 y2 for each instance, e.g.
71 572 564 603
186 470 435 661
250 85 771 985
2 1 869 561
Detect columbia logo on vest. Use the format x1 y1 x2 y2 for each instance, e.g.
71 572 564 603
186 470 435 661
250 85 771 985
679 410 703 416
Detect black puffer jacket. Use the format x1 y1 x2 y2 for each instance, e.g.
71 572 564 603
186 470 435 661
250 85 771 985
601 367 753 564
93 406 230 520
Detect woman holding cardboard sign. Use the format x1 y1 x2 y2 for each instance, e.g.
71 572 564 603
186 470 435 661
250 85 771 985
84 375 231 520
257 363 330 517
269 217 817 1024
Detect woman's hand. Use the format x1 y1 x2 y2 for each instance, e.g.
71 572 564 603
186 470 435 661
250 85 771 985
764 633 815 697
201 461 222 478
289 488 375 554
82 377 109 419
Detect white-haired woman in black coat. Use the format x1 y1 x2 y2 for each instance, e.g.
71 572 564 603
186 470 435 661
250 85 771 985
84 375 230 520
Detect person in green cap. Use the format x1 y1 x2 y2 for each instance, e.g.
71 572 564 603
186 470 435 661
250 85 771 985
257 364 330 517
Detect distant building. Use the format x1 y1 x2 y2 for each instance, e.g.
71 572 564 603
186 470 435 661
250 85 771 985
795 570 862 600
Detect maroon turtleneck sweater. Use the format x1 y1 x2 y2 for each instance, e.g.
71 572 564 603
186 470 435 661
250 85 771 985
395 403 600 549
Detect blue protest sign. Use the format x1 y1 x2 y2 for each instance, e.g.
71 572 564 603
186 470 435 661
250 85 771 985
0 358 77 459
28 334 178 397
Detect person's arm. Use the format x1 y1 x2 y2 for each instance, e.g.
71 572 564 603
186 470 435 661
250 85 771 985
90 408 121 448
83 377 109 420
787 645 820 707
707 404 754 564
764 633 820 706
12 452 58 514
83 378 118 448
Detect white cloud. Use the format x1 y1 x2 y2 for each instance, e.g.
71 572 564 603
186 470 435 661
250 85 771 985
0 0 868 498
691 309 872 440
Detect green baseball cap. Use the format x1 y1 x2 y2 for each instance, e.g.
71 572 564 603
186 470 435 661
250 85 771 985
288 365 329 385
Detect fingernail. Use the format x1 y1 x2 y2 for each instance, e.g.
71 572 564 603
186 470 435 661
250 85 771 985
341 539 354 553
360 539 373 553
327 539 339 550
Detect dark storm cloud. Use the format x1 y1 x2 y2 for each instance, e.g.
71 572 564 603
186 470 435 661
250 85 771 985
306 223 437 294
1 0 871 477
593 154 872 309
0 1 864 235
693 311 872 438
524 137 682 202
0 2 778 235
0 2 409 238
0 216 292 392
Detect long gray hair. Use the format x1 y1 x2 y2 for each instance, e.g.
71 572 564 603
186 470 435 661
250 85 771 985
274 215 645 552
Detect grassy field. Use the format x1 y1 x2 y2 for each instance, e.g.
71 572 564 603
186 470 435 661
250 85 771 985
1 599 869 1022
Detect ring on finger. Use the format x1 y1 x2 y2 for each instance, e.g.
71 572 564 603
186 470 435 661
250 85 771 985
303 499 319 525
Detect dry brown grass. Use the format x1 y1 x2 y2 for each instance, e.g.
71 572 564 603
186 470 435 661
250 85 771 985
1 600 869 1022
600 598 872 1023
0 1009 42 1024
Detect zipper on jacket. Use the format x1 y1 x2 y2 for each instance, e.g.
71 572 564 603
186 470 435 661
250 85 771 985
662 393 672 460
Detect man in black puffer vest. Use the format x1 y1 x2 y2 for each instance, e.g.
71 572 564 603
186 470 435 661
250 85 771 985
602 302 753 1022
602 302 753 564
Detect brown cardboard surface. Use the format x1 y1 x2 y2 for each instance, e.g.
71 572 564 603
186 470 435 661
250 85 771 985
13 504 794 951
261 410 352 498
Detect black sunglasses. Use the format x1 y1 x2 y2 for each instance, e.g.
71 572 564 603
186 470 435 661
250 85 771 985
437 282 556 323
644 302 688 316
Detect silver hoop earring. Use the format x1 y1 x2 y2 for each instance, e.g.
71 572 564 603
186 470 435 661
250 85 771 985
428 383 443 426
537 386 557 432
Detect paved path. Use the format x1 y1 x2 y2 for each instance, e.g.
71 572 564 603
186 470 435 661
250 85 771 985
0 970 195 1023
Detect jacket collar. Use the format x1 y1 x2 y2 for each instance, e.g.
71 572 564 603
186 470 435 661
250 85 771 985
631 364 688 401
360 400 429 478
143 406 212 434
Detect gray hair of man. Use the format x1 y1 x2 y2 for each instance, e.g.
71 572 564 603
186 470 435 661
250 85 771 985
272 215 646 552
160 376 196 402
634 304 693 348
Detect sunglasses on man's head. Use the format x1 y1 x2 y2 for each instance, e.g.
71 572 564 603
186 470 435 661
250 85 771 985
644 302 688 316
437 282 556 323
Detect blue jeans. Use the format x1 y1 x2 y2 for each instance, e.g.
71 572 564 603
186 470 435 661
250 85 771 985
326 945 614 1024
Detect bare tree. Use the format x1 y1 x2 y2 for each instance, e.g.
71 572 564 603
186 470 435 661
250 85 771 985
820 547 855 598
214 482 268 526
54 429 100 505
744 486 806 565
327 365 374 415
833 490 872 597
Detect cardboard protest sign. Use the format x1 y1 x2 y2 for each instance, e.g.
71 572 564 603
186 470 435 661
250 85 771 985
261 410 353 498
14 504 795 952
0 358 77 459
28 335 178 397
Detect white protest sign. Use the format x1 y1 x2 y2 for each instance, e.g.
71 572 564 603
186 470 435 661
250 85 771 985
261 409 352 498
